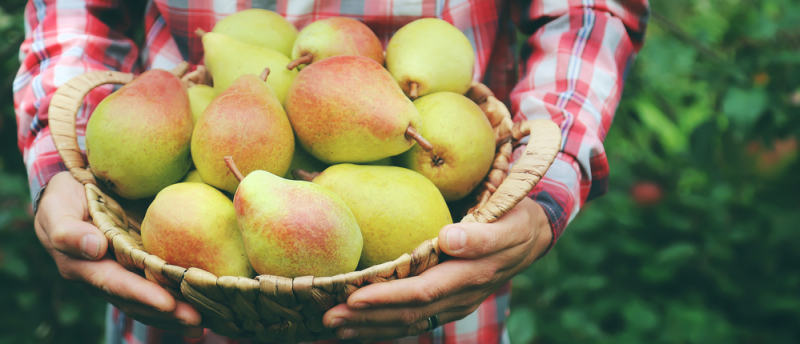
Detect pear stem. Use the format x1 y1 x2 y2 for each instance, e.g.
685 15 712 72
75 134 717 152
195 28 208 38
287 53 314 70
259 67 270 81
409 82 419 100
169 61 190 78
224 156 245 182
405 125 433 151
292 169 320 182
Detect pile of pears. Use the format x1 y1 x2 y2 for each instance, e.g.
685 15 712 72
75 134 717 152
84 10 497 279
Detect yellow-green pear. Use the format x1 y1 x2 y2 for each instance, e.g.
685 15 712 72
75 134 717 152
397 92 495 201
141 183 254 277
181 170 204 183
199 30 297 105
212 9 298 57
86 69 193 199
287 17 383 70
309 164 452 269
192 71 294 194
386 18 474 99
360 157 392 166
187 84 215 125
227 159 362 278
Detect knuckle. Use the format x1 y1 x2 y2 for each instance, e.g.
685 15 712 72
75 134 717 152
415 278 443 303
417 288 437 303
59 268 75 281
482 235 498 254
49 224 71 250
400 310 421 326
458 293 482 309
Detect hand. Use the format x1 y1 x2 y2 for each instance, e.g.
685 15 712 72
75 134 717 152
34 172 204 338
322 197 552 342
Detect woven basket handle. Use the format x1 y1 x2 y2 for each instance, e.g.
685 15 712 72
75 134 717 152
461 119 561 223
49 63 190 184
459 83 563 224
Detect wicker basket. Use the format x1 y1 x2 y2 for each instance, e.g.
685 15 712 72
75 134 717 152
48 63 562 343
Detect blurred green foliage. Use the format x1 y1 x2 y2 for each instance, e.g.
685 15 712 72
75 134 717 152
0 2 107 344
508 0 800 343
0 1 798 343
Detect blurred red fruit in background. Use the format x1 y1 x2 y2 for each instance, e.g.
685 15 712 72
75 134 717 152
631 181 663 206
746 136 798 179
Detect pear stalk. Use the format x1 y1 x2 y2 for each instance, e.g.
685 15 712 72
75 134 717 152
224 156 245 182
292 169 320 182
195 28 208 37
170 61 190 78
405 125 433 151
259 67 271 81
409 82 419 100
287 53 314 70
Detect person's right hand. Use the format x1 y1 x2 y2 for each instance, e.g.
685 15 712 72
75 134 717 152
34 171 204 338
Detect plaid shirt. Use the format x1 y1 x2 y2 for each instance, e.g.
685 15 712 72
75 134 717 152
14 0 648 343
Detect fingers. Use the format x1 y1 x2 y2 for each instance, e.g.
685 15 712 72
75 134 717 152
103 296 202 328
62 256 178 314
333 311 464 342
36 172 108 260
46 215 108 259
341 258 491 310
438 198 543 259
106 299 205 338
324 299 458 328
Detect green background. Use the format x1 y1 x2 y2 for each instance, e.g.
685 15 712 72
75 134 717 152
1 1 799 343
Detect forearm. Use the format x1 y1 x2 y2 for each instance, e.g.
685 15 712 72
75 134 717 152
509 0 650 251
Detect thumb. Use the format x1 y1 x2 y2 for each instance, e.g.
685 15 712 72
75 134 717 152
438 218 529 259
37 172 109 260
48 215 109 260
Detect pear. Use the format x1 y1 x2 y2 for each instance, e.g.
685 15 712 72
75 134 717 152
141 183 253 277
86 69 193 199
192 70 294 194
397 92 495 201
181 170 204 183
386 18 474 99
360 157 392 166
212 9 298 57
283 141 329 180
287 17 383 70
187 84 215 125
285 55 431 164
306 164 452 269
199 30 298 105
226 158 362 278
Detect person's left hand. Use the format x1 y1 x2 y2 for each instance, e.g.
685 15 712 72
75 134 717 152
322 197 553 343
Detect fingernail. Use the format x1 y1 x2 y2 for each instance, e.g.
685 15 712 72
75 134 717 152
80 234 100 259
328 318 345 328
446 227 466 251
184 327 205 339
340 328 358 340
351 301 369 309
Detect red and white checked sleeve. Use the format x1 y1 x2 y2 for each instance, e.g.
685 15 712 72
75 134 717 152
13 0 142 210
509 0 649 252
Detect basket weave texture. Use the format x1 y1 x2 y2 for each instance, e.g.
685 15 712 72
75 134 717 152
48 65 562 343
